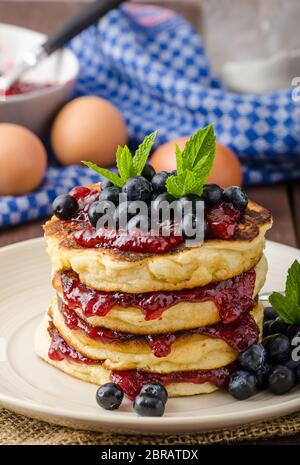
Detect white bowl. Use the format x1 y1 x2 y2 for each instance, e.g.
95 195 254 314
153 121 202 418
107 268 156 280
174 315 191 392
0 23 79 135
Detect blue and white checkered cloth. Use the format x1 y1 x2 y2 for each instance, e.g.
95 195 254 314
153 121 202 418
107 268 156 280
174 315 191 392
1 4 299 227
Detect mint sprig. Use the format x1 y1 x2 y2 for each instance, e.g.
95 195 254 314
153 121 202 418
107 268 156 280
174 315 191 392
166 124 216 198
82 131 157 187
269 260 300 324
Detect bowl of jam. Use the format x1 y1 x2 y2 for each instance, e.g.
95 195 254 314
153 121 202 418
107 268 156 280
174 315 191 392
0 23 79 135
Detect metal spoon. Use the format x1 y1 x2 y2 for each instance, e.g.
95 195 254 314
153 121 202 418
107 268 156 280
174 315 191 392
0 0 124 95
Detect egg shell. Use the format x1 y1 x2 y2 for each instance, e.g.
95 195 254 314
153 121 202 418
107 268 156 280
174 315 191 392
0 123 47 196
51 96 127 167
151 137 242 187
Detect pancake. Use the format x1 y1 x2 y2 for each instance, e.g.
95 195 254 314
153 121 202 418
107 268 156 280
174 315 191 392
35 316 231 397
49 297 264 373
44 200 272 293
54 255 267 334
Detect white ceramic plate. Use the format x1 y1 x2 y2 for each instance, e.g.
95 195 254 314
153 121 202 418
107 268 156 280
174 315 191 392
0 238 299 434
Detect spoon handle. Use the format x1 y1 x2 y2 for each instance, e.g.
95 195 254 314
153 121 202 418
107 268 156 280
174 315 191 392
43 0 125 55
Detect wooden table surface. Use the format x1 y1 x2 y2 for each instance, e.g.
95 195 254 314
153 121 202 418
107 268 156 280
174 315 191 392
0 0 299 446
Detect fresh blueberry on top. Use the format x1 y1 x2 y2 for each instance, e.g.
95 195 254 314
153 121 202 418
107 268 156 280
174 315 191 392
264 306 278 321
222 186 248 211
142 164 156 181
238 343 270 375
96 383 124 410
202 184 222 206
99 186 121 206
267 334 291 363
140 382 168 405
268 365 295 395
133 394 165 417
285 359 300 371
269 317 289 335
175 194 202 217
263 320 273 337
122 176 153 202
286 325 300 338
52 194 78 220
151 192 176 220
151 172 170 195
228 370 257 400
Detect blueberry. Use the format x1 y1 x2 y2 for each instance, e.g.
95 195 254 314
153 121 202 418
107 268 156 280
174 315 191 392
151 172 169 195
151 193 176 221
52 194 78 220
175 194 202 217
202 184 222 206
228 370 257 400
142 164 156 181
127 214 150 232
286 325 300 338
140 382 168 405
268 334 291 363
238 343 270 375
263 320 273 337
264 306 278 321
99 186 120 206
285 359 300 371
269 317 289 335
268 365 295 395
133 394 165 417
96 383 124 410
122 176 153 202
113 201 136 228
222 186 248 211
100 178 113 189
88 200 112 227
170 170 177 176
262 333 281 351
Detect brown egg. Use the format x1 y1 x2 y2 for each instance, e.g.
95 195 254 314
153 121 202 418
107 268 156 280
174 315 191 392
0 124 47 196
51 96 127 166
151 137 242 187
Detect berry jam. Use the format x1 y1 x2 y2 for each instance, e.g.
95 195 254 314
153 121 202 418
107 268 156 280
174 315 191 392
3 81 52 96
58 298 259 357
59 268 256 324
111 365 236 400
73 226 183 253
48 326 103 365
70 187 99 223
206 202 241 240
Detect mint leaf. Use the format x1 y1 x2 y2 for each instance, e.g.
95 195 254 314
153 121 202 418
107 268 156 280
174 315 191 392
181 124 215 171
133 131 157 176
116 145 134 181
82 161 124 188
175 145 184 174
166 170 202 198
269 260 300 324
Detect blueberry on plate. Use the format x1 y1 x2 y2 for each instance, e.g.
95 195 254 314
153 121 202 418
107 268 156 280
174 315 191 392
52 194 78 220
268 365 295 395
122 176 153 202
133 394 165 417
151 172 169 195
99 186 121 206
202 184 222 206
238 343 270 375
269 317 289 335
96 383 124 410
222 186 248 211
228 370 257 400
264 306 278 321
140 382 168 405
142 164 156 181
268 334 291 363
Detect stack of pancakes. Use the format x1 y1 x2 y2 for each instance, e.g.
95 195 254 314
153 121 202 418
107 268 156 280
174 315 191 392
35 195 272 398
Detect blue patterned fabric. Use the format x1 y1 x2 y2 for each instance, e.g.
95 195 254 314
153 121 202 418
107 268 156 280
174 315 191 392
0 4 299 227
